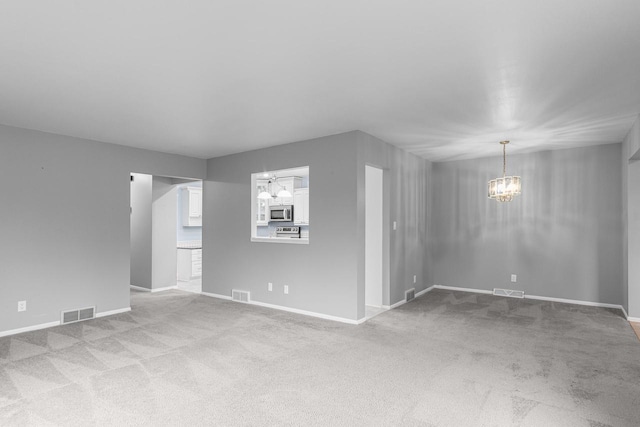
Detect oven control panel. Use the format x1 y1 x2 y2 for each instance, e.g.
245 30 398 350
275 226 300 237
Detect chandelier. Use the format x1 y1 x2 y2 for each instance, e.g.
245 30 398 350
257 175 292 200
488 140 521 202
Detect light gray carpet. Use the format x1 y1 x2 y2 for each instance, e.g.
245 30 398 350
1 288 639 426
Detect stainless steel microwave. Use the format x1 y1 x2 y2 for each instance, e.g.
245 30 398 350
269 205 293 222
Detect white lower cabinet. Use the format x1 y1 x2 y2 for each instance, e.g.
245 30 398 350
178 248 202 281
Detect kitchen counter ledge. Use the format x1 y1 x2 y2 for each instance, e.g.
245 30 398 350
251 237 309 245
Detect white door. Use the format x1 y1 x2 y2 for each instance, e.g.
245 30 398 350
365 166 383 307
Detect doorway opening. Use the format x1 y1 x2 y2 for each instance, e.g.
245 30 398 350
129 173 203 298
365 165 385 318
175 179 203 293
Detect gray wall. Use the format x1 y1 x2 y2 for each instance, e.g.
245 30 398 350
431 143 623 305
130 175 179 291
624 115 640 316
152 176 178 290
130 173 152 289
2 119 629 333
203 132 360 320
203 130 432 321
355 132 431 318
0 124 205 334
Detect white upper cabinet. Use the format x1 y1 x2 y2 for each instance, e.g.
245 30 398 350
256 179 270 225
293 188 309 225
182 186 202 226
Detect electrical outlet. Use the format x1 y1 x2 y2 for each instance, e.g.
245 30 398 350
284 285 289 294
413 275 417 284
393 221 397 230
268 282 273 292
18 301 26 312
511 274 517 283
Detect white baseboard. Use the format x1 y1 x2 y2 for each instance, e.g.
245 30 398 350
417 286 434 297
383 285 435 310
151 285 178 293
434 284 493 294
621 305 640 323
524 294 623 311
130 285 177 293
202 284 632 325
0 306 132 338
432 284 628 317
0 320 61 338
200 291 359 324
96 307 131 318
252 300 361 325
386 300 405 310
201 291 232 300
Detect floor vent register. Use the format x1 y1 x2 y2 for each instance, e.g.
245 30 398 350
493 288 525 298
61 307 96 324
405 288 416 302
232 289 251 303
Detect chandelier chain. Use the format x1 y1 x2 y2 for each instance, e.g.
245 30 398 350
503 143 506 177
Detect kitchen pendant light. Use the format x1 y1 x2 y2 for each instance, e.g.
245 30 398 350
257 174 291 200
257 174 275 199
488 141 521 202
276 188 292 198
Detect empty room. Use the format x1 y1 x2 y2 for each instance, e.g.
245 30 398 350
1 1 640 426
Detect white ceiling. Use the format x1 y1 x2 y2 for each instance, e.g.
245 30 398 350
1 1 639 161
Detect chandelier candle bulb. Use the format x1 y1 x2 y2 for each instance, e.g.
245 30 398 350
488 141 521 202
